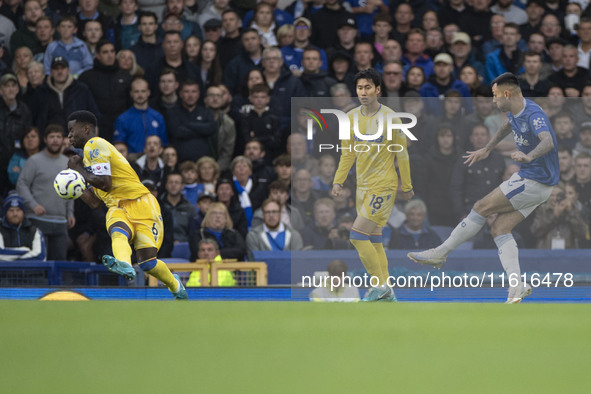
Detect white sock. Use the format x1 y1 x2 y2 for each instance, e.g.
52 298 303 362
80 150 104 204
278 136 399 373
494 234 521 287
437 209 486 254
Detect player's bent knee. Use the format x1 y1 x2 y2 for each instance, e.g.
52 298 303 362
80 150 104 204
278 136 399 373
109 222 132 238
138 257 157 271
350 228 370 241
472 199 487 216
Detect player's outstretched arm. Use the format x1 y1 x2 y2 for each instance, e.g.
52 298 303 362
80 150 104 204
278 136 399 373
67 155 113 192
512 131 554 163
463 120 512 167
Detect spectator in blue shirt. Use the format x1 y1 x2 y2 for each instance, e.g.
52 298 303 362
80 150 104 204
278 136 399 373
281 17 328 75
43 15 94 76
113 78 167 154
401 28 434 78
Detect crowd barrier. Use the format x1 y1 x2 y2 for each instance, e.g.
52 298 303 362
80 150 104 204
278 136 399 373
1 250 591 286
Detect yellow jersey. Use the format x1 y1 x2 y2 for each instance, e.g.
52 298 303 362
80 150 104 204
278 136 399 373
333 103 412 192
83 137 149 208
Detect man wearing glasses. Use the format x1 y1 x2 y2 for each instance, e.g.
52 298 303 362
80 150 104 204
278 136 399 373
281 17 328 76
381 61 404 109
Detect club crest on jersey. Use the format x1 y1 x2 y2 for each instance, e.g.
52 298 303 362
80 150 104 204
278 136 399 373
533 117 546 130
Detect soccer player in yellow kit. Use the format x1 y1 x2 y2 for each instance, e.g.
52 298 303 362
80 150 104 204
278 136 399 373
331 69 414 302
66 111 187 300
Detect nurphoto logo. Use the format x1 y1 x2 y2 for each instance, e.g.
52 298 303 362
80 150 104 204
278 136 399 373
303 107 419 153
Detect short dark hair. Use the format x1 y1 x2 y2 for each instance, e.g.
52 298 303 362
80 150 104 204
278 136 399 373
354 68 382 91
474 84 492 97
222 9 240 19
503 22 520 32
58 15 77 26
303 46 321 57
96 39 113 53
249 83 270 95
557 145 573 156
36 16 53 27
163 30 182 41
269 180 288 193
160 67 178 80
490 72 520 88
44 124 65 138
138 10 158 24
68 111 98 128
373 12 391 25
524 51 542 61
246 138 265 151
242 28 260 38
273 153 291 167
179 78 199 91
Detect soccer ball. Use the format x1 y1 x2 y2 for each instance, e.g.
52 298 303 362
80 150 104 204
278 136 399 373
54 169 86 200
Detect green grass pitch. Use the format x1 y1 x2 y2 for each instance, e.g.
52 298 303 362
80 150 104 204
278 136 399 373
0 301 589 393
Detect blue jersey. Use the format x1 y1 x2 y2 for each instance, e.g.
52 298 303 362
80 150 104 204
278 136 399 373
507 98 559 186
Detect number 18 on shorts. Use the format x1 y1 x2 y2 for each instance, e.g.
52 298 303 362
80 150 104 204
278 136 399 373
356 189 395 227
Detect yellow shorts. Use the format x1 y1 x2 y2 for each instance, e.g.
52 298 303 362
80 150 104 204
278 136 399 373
106 193 163 251
356 189 396 227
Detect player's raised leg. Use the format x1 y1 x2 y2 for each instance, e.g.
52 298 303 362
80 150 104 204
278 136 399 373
137 248 187 300
103 220 136 280
490 211 532 303
408 187 514 268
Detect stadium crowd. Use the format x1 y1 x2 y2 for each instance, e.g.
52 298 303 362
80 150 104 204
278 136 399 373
2 0 591 264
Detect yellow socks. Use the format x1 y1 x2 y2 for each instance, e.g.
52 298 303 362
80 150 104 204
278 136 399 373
371 237 389 285
111 229 132 266
140 258 178 292
350 229 384 285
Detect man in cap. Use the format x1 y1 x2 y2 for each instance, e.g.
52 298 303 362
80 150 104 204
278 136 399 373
34 56 100 131
0 193 46 261
203 18 223 43
0 73 32 196
419 52 472 116
281 16 328 76
325 17 358 63
449 32 486 79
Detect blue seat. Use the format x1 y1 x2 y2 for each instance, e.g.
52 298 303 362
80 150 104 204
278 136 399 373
171 242 191 260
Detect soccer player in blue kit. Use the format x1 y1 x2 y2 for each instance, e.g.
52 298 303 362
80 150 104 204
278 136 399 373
408 73 560 303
